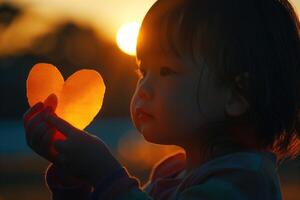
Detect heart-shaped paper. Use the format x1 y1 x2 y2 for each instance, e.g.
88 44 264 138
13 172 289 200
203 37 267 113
26 63 106 130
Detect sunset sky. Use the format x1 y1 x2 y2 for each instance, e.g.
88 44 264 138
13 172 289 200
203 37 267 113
9 0 300 39
9 0 156 39
2 0 300 56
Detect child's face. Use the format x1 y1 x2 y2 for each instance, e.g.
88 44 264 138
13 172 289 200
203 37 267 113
130 53 229 147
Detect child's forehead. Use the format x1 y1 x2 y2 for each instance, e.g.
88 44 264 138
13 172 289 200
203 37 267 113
137 53 194 70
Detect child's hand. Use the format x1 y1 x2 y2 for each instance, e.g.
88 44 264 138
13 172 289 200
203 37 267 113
23 102 56 162
45 109 122 186
23 102 122 186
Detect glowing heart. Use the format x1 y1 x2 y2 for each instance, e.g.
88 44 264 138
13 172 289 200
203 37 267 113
26 63 106 130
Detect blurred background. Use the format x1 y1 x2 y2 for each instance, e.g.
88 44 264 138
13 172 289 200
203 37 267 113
0 0 299 199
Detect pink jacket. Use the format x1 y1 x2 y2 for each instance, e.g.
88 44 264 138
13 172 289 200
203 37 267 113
46 150 282 199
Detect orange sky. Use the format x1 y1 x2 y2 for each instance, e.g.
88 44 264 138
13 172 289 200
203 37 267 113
9 0 156 40
9 0 299 40
1 0 300 56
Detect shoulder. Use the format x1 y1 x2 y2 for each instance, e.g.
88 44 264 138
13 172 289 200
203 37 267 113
178 151 282 200
150 150 186 181
142 151 186 191
182 151 278 184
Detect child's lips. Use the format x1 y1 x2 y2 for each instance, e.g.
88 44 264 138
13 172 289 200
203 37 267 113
136 107 153 121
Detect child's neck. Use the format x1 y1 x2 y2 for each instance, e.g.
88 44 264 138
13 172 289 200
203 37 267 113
183 121 264 175
184 141 240 174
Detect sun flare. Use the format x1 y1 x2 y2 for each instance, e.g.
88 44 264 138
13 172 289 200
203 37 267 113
116 22 140 56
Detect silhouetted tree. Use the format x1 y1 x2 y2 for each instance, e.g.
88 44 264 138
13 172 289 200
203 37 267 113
0 3 22 27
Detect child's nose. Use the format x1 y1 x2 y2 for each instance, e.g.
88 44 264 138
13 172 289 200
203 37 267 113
138 88 151 100
137 79 153 100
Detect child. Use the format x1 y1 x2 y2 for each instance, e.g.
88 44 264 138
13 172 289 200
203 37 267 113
23 0 300 199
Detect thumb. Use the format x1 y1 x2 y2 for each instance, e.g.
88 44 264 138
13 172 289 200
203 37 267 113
44 93 58 111
44 113 79 138
53 140 67 153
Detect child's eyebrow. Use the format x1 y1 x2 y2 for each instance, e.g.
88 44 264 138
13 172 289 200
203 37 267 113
135 57 185 72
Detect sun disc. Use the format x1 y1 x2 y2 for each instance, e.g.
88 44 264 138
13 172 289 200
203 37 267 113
116 22 140 56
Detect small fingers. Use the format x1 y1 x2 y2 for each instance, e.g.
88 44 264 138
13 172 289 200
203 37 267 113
40 128 56 149
27 121 49 149
26 122 57 162
53 139 68 153
25 106 52 131
45 114 79 138
38 128 57 161
23 102 44 128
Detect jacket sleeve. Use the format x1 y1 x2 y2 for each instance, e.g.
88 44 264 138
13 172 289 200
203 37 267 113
177 178 248 200
90 152 186 200
177 169 277 200
45 164 153 200
45 164 93 200
90 167 153 200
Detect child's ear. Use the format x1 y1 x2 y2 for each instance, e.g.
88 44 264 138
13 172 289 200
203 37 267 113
225 72 249 117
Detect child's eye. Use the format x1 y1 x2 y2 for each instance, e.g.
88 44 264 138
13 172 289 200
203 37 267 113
160 67 175 76
135 66 175 79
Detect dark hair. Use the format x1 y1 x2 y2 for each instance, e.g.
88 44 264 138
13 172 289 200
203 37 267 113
136 0 300 161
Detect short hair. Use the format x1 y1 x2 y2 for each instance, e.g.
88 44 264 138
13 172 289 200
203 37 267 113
136 0 300 161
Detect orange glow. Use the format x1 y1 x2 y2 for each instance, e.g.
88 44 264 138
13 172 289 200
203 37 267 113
5 0 299 53
117 132 184 169
26 63 105 130
116 22 140 56
6 0 157 44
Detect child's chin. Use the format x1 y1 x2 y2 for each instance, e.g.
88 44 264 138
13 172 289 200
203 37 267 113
137 124 175 145
141 131 174 145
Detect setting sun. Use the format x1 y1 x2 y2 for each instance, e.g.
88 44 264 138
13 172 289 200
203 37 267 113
116 22 140 56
